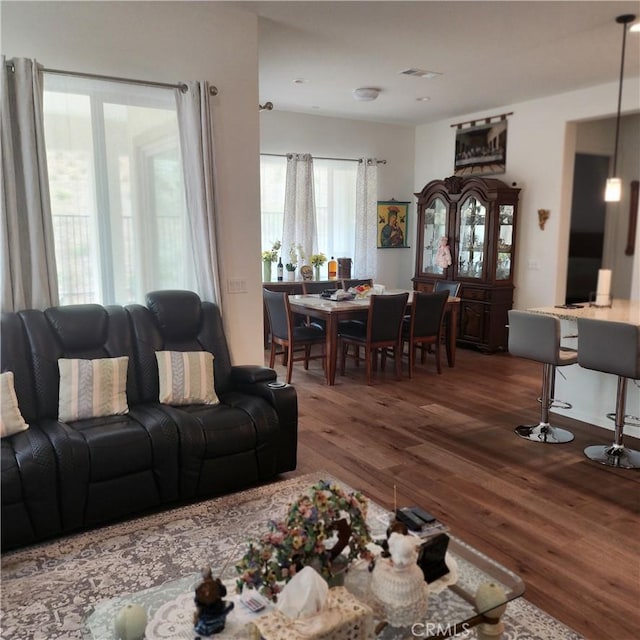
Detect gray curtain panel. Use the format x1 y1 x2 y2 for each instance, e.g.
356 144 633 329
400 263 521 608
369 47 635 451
282 153 318 266
175 81 221 305
1 56 59 311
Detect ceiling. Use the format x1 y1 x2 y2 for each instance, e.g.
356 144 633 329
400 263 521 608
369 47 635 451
230 0 640 126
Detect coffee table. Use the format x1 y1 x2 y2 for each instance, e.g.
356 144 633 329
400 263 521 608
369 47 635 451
85 503 524 639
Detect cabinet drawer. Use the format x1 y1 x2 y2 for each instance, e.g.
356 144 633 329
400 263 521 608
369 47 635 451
461 287 488 301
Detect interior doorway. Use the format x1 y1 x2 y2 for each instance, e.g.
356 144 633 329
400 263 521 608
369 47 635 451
565 153 609 304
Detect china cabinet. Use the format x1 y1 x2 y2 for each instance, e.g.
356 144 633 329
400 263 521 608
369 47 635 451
412 175 520 352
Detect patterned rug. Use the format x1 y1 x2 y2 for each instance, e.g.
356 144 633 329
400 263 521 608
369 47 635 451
1 472 583 640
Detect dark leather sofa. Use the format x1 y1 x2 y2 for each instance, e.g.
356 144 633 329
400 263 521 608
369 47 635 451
1 290 297 551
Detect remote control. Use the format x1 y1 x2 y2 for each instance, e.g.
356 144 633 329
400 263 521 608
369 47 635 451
409 506 436 523
395 507 425 531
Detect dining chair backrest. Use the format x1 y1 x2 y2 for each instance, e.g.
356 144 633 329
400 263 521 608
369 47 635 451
302 280 339 294
263 289 292 341
367 293 409 343
433 280 461 297
410 291 449 339
343 278 373 290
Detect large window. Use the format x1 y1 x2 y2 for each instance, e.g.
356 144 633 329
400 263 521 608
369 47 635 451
259 155 357 259
43 75 196 305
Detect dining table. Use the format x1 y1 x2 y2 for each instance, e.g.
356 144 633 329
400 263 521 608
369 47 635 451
288 290 461 385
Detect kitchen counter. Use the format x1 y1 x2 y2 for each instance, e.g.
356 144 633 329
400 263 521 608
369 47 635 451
529 299 640 325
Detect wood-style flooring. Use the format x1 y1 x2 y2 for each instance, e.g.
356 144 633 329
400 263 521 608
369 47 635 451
269 345 640 640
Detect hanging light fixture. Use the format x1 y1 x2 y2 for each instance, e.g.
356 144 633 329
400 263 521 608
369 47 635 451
604 14 636 202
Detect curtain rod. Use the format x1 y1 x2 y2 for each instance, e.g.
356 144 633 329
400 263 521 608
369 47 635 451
262 153 386 164
5 61 219 96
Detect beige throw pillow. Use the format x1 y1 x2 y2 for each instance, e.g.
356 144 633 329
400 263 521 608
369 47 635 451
0 371 29 438
58 356 129 422
156 351 219 406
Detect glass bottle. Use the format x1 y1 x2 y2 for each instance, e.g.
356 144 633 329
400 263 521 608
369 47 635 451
328 256 337 280
277 256 283 281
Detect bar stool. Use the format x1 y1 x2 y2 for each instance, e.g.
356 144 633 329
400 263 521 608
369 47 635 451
576 318 640 469
507 310 577 443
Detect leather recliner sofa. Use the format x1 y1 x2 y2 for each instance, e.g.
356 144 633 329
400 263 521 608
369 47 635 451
1 290 297 550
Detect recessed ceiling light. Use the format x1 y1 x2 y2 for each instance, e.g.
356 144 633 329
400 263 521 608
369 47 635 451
311 106 321 110
353 87 381 101
399 68 443 79
416 97 431 102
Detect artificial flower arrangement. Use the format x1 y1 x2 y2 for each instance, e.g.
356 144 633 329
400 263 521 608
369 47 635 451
309 253 327 268
262 240 281 264
285 243 304 272
235 480 373 601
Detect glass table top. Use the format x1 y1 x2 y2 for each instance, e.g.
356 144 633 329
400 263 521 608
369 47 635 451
85 502 524 639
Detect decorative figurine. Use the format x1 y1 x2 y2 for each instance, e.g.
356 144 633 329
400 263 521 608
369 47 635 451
194 567 234 636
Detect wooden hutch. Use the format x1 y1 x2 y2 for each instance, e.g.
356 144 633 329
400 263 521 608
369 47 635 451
412 175 520 352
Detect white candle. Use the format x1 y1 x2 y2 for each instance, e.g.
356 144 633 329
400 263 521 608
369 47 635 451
596 269 612 306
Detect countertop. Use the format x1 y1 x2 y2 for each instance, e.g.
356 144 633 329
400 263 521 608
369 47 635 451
529 299 640 325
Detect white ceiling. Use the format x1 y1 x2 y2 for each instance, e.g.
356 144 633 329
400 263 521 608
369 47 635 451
230 0 640 125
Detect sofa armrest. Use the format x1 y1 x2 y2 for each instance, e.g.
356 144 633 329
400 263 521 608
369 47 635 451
229 365 277 385
229 367 298 473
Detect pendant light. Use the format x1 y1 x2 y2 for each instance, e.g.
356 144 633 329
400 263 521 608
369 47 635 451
604 14 636 202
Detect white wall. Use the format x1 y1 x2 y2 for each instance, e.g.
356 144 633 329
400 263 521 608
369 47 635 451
260 110 416 289
2 0 265 363
414 79 640 310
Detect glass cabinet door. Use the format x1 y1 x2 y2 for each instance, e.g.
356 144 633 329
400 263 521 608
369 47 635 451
456 196 487 279
496 205 514 280
421 197 448 275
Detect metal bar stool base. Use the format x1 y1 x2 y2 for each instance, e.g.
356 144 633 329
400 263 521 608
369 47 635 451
515 423 575 444
584 444 640 469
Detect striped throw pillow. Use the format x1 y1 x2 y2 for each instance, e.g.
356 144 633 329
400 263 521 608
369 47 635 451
58 357 129 422
1 371 29 438
156 351 219 406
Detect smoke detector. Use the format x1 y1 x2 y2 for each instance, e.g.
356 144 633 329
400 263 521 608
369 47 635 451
352 87 380 102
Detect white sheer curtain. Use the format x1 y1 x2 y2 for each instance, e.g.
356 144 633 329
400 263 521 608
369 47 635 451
1 57 59 311
282 153 317 265
175 81 221 304
354 158 378 280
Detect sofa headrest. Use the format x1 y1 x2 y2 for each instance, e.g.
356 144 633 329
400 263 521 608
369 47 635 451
145 290 203 341
44 305 108 351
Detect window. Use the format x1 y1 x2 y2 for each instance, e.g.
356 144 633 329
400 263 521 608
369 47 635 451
43 75 196 306
259 155 357 259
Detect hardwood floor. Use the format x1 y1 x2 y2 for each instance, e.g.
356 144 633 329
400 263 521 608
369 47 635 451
269 346 640 640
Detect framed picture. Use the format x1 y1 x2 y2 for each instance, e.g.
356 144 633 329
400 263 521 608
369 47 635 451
377 200 409 248
454 120 507 177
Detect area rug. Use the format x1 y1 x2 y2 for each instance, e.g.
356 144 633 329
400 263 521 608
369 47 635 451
1 472 583 640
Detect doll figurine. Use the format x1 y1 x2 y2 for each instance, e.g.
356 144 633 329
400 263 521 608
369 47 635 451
193 567 234 636
435 236 452 269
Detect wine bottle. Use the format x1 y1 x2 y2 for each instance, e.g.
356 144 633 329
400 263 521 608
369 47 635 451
277 256 284 281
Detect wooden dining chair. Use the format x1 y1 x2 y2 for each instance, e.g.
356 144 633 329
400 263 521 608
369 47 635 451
263 289 325 383
433 280 461 297
402 291 449 377
339 292 409 385
342 278 373 290
302 280 338 294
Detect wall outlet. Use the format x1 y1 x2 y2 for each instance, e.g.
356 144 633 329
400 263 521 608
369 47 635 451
527 259 540 270
227 278 247 293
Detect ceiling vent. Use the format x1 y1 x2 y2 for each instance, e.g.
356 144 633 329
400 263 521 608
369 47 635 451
399 68 442 79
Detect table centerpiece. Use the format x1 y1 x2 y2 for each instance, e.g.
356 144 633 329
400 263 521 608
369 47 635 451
235 480 373 601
